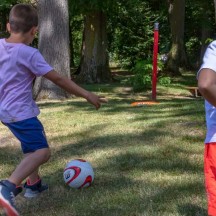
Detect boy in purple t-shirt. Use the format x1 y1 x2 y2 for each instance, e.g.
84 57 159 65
0 4 107 216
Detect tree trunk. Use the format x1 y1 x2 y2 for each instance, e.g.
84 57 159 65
214 0 216 24
200 23 211 65
77 11 111 83
69 20 75 69
0 10 7 32
166 0 188 75
34 0 70 100
199 2 213 67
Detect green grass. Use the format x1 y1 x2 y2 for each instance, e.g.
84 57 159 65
0 71 207 215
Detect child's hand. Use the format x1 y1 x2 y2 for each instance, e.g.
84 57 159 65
86 92 108 110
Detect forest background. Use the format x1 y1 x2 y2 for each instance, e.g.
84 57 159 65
0 0 213 99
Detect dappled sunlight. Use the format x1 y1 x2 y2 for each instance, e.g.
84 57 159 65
0 80 207 215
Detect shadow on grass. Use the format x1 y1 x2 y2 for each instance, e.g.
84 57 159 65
0 146 22 166
37 97 204 117
178 204 207 216
33 146 206 216
0 92 207 215
49 126 204 174
36 127 205 214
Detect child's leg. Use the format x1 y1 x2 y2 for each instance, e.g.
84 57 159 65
24 153 40 184
0 118 50 215
27 168 39 184
204 143 216 216
8 148 50 186
0 149 50 216
2 117 50 186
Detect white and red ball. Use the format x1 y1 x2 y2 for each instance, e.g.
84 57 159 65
63 159 94 189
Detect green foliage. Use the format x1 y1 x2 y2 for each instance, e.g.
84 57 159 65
131 59 152 91
130 59 171 92
158 76 171 86
0 0 16 9
2 0 216 75
108 1 152 67
107 0 169 68
184 0 216 66
68 0 215 73
185 37 201 64
70 15 84 66
69 0 116 15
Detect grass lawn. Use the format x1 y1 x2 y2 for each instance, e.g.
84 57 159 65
0 71 207 216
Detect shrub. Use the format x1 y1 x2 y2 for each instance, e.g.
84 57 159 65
130 59 171 91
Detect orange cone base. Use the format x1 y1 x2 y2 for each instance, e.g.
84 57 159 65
131 101 160 107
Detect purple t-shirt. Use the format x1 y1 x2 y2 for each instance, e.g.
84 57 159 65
0 39 53 123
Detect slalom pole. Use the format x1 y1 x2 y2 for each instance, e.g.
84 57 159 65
152 22 159 101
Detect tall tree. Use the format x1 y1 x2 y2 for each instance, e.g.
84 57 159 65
70 1 112 83
199 1 213 62
214 0 216 24
34 0 70 99
166 0 188 75
78 11 110 83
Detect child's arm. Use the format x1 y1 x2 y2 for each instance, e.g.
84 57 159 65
198 68 216 106
44 70 107 109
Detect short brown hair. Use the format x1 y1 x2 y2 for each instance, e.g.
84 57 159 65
9 4 38 33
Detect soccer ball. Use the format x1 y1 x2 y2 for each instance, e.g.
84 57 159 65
63 159 94 189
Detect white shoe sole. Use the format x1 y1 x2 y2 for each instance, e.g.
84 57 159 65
24 189 39 198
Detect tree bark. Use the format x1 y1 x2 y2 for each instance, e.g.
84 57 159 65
166 0 188 75
214 0 216 24
199 2 213 67
77 11 111 83
200 23 211 64
34 0 70 100
69 20 75 68
0 10 8 32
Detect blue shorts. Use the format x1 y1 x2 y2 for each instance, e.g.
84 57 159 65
2 117 49 154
